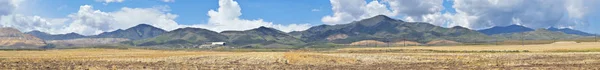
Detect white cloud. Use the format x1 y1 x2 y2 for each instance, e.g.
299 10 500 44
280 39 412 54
162 0 174 2
96 0 124 3
0 0 68 33
2 0 309 36
96 0 174 3
386 0 443 21
65 5 184 35
0 14 69 33
1 5 183 35
311 9 320 12
0 0 21 16
322 0 395 25
449 0 599 30
324 0 599 32
194 0 311 32
322 0 442 25
272 24 312 32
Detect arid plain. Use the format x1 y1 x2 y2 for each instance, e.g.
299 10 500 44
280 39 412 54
1 42 600 69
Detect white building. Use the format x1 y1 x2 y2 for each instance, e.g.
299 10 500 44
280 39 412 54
211 42 226 45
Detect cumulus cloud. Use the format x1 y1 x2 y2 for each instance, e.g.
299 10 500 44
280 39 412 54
0 0 16 15
0 0 21 16
404 0 599 30
322 0 395 25
322 0 443 25
66 5 183 35
193 0 311 32
386 0 444 21
1 5 183 35
2 0 308 36
0 14 69 33
324 0 599 32
449 0 599 29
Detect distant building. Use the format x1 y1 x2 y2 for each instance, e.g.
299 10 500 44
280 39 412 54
197 42 226 48
211 42 225 45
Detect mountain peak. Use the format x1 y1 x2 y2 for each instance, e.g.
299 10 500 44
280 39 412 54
505 25 530 28
352 15 403 26
251 26 282 33
545 27 596 36
28 30 43 33
547 27 560 30
451 26 468 29
366 15 398 22
128 24 162 30
257 26 269 29
0 27 21 32
64 32 83 35
94 23 167 40
173 27 210 32
134 24 153 27
26 30 49 35
373 15 392 19
478 24 534 35
0 27 23 35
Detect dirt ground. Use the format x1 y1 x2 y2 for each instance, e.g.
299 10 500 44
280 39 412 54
2 42 600 69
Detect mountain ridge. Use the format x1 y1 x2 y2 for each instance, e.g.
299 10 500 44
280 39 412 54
478 25 535 35
92 24 167 40
547 27 596 36
26 30 85 40
221 26 305 48
133 27 228 47
291 15 492 44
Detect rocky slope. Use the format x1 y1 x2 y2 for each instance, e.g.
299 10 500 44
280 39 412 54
0 28 46 49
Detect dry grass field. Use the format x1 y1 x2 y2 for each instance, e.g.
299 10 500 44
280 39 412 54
1 42 600 69
338 42 600 52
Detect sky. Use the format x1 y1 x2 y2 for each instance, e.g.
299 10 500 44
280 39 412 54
0 0 599 36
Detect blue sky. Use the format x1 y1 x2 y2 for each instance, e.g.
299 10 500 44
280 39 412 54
1 0 599 35
26 0 332 25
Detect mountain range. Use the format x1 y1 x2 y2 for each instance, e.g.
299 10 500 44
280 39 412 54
26 31 85 40
91 24 167 40
133 27 228 47
547 27 597 36
492 29 583 40
290 15 491 44
477 25 597 36
221 26 305 48
477 25 535 35
27 24 167 41
2 15 597 49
